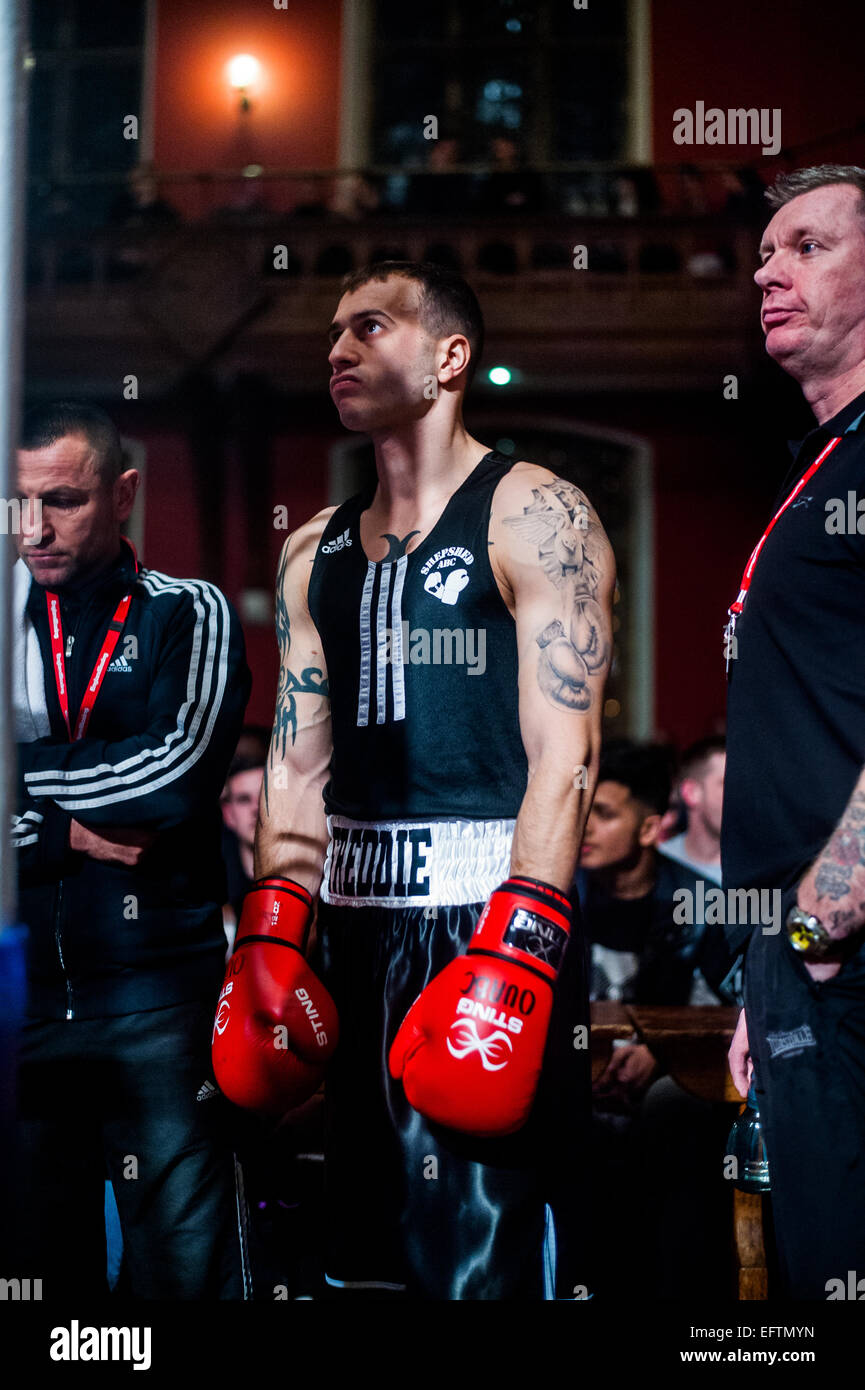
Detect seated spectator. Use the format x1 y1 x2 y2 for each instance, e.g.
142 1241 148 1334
328 172 380 221
291 178 330 218
613 174 640 218
675 163 710 216
105 163 182 282
232 723 269 766
403 135 472 216
108 162 181 230
474 134 544 215
720 165 768 224
574 740 733 1013
575 739 737 1299
210 174 272 224
659 735 725 886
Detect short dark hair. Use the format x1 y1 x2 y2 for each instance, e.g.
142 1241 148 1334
20 401 126 487
679 734 726 783
339 260 485 389
226 751 266 786
765 165 865 223
597 739 674 817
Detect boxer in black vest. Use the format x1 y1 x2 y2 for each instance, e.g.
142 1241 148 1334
214 261 615 1299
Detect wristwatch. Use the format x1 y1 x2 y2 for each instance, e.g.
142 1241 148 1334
785 903 835 960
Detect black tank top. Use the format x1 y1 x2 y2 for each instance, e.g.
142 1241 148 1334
307 449 528 820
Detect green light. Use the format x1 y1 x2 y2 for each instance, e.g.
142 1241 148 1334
487 366 512 387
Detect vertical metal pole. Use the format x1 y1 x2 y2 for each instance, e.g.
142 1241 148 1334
0 0 28 1262
0 0 28 934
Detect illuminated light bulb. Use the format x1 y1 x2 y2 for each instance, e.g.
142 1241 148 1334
227 54 261 91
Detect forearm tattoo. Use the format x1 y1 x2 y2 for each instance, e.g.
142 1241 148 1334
504 480 610 712
263 545 328 814
814 789 865 930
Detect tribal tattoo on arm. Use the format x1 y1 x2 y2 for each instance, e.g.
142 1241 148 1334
263 543 329 816
504 479 611 713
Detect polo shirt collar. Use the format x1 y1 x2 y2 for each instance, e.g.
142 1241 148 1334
788 386 865 457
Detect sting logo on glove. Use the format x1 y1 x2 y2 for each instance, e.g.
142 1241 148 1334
503 907 568 968
211 878 339 1116
213 982 233 1038
447 1017 514 1070
389 876 573 1136
294 986 331 1049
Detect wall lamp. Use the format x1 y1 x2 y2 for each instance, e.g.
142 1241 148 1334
227 54 262 113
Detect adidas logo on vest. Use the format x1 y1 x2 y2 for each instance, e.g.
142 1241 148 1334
322 528 352 554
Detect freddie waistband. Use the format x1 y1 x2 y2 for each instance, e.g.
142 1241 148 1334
320 814 516 908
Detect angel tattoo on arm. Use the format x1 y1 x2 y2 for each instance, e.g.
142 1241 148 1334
504 479 610 712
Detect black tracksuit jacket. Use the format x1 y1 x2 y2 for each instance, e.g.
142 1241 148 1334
14 540 252 1020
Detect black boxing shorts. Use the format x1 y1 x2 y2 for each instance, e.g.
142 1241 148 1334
311 815 591 1300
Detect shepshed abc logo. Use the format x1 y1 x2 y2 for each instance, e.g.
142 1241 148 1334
420 545 474 607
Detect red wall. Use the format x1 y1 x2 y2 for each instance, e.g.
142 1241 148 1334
133 428 202 580
648 419 768 747
570 396 783 749
152 0 343 218
241 431 334 726
652 0 865 171
116 417 333 727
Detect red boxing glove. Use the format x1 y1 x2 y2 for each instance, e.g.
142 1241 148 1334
388 876 571 1137
212 877 338 1116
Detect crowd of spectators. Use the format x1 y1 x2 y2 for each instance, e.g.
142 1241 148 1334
26 150 765 290
27 145 770 246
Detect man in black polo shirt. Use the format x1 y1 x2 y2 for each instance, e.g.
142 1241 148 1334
723 165 865 1299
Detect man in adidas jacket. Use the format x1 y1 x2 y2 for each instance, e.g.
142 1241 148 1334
9 402 253 1299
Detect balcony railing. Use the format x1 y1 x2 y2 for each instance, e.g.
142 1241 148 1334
25 209 764 393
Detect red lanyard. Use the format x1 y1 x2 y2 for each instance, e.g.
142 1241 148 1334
45 546 137 742
725 434 842 672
